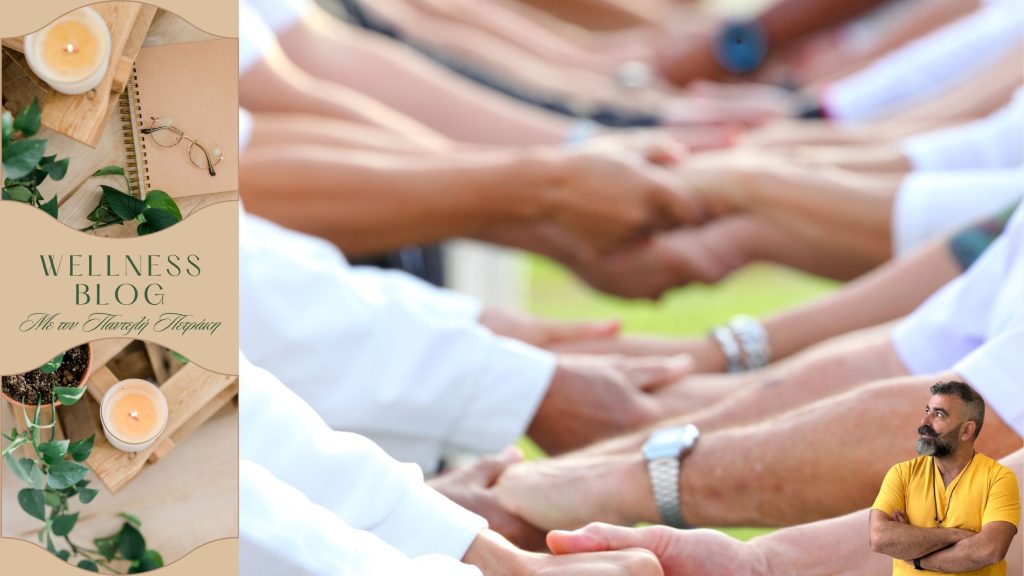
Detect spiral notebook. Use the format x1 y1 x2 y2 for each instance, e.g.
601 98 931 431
118 38 238 200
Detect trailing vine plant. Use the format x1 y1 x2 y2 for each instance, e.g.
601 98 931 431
2 384 164 573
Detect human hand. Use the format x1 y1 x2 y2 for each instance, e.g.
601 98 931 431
529 354 692 454
567 213 758 299
494 453 657 531
548 523 766 576
892 510 909 524
479 307 621 349
463 528 663 576
541 149 707 253
654 29 720 87
430 448 548 551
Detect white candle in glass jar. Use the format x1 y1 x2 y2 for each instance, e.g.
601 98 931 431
24 7 111 95
100 379 169 453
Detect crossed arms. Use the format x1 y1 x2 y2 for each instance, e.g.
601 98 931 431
869 509 1017 571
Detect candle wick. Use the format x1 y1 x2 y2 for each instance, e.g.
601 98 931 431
129 410 139 421
65 43 77 54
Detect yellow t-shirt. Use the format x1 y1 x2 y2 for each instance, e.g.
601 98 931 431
872 453 1020 576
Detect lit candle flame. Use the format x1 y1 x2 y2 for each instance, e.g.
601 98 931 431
129 410 139 421
64 43 77 54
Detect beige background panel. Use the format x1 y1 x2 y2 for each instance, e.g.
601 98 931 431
0 201 239 376
0 539 239 575
0 0 236 39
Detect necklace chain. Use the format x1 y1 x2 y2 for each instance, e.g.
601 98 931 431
932 453 976 526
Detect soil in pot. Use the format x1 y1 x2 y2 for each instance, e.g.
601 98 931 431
2 345 90 405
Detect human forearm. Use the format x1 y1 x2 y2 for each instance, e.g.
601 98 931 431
283 14 573 146
240 56 450 150
763 238 959 361
918 523 1019 573
870 520 971 560
241 147 547 256
759 0 890 52
679 156 898 265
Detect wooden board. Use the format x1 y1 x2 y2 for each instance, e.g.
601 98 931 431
58 344 237 494
0 3 157 147
3 10 234 234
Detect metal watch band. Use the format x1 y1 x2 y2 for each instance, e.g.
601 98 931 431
646 457 689 528
710 326 744 372
728 315 772 370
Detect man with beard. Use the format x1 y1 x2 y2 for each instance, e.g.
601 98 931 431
869 381 1019 575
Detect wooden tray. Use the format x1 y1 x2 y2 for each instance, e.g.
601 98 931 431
0 3 157 147
58 340 238 493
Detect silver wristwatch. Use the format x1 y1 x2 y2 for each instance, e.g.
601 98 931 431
642 424 700 528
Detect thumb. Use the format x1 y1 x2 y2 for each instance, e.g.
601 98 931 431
544 319 621 344
467 447 524 486
621 354 693 391
547 523 647 555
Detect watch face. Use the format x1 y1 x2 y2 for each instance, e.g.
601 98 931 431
643 424 699 460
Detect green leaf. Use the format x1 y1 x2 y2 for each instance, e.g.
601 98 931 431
118 522 146 560
47 460 89 490
142 190 182 220
40 194 59 218
5 453 44 488
1 110 12 146
137 208 181 236
92 165 126 177
3 185 33 203
170 351 189 364
130 550 164 573
79 487 99 504
46 533 57 554
119 512 142 528
69 434 95 462
1 432 31 457
54 386 86 406
87 202 118 224
101 185 145 220
95 534 120 560
39 352 65 374
52 512 79 536
18 488 45 520
78 560 100 572
42 157 70 181
36 439 69 466
43 489 63 507
13 98 42 137
2 139 47 180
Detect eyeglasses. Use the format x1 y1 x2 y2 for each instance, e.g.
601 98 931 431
141 117 223 176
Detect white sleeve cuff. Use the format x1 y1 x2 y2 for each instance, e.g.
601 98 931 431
955 326 1024 437
891 170 1024 256
446 337 556 455
373 480 488 561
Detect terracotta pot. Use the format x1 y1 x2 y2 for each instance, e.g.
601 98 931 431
2 343 94 429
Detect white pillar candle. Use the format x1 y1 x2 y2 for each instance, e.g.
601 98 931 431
24 7 111 95
100 379 169 453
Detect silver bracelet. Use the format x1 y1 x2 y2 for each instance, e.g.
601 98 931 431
728 315 772 370
709 326 744 372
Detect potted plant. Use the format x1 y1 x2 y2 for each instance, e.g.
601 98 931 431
1 344 93 426
2 344 163 573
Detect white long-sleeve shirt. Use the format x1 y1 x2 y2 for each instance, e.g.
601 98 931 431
240 213 555 472
891 168 1024 256
822 1 1024 121
240 355 485 575
902 87 1024 171
893 205 1024 435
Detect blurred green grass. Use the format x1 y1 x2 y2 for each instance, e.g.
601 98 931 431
519 255 840 542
